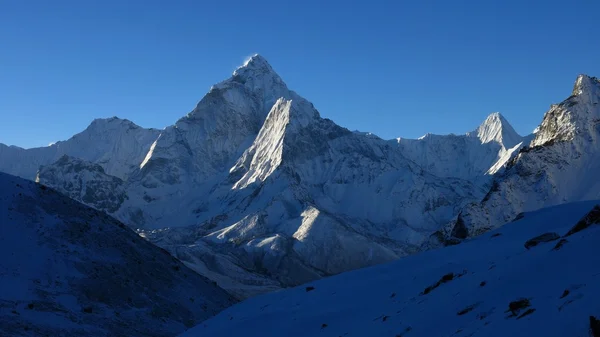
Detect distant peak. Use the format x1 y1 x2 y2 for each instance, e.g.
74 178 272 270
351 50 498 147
88 117 141 130
91 116 131 124
475 112 522 148
481 112 508 126
572 74 600 97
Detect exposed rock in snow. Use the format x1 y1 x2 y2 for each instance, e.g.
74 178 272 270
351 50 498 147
181 201 600 337
0 172 235 337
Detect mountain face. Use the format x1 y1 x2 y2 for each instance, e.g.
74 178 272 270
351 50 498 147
443 75 600 241
0 117 160 180
0 172 235 337
36 155 127 213
181 200 600 337
117 55 298 229
5 55 595 300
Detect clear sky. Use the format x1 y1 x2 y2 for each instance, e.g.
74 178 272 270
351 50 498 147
1 0 599 148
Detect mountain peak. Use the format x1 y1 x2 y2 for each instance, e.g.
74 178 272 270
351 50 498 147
232 54 281 81
235 54 272 73
572 74 600 99
480 112 510 129
531 74 600 147
211 53 287 97
475 112 522 148
88 116 139 129
203 54 290 121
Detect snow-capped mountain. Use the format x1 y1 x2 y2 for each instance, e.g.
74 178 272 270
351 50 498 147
444 75 600 241
180 200 600 337
118 55 298 228
0 171 235 337
0 117 160 180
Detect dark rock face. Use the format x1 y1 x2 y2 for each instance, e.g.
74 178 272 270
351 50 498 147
565 205 600 237
591 316 600 337
552 239 569 251
507 298 531 316
451 214 469 239
421 271 467 295
524 232 560 249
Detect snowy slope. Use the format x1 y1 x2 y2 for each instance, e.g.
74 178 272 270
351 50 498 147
444 75 600 240
0 172 235 337
0 117 160 180
181 200 600 337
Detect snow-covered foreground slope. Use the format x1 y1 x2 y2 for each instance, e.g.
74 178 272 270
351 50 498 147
181 201 600 337
0 172 236 337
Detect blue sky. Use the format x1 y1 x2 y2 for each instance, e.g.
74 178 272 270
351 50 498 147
1 0 599 148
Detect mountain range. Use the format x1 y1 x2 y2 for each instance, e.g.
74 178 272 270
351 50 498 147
1 55 599 301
